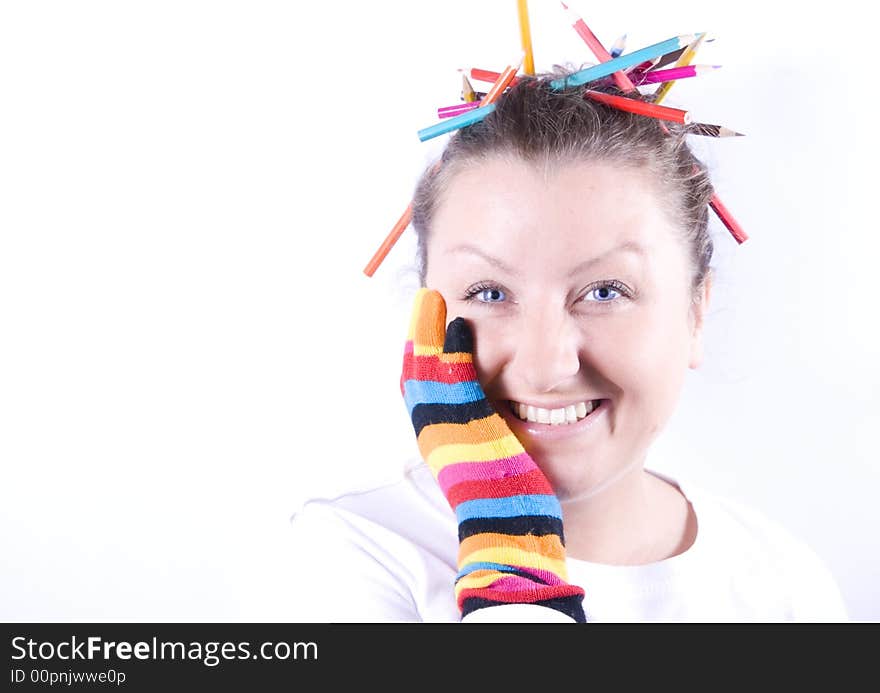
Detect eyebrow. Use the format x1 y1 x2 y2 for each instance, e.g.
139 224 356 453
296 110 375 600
447 241 647 278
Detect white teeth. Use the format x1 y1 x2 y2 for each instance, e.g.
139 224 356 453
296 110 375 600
509 400 600 424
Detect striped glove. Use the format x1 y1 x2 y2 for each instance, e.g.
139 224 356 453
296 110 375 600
400 288 586 622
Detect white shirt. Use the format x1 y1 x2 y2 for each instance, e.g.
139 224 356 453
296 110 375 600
289 459 848 622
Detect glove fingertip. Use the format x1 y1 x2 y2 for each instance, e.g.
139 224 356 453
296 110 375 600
444 317 474 355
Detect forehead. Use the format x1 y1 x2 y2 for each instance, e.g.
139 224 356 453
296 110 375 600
429 155 679 268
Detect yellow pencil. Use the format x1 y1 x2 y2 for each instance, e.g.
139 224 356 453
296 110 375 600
517 0 535 75
653 32 706 104
461 72 477 102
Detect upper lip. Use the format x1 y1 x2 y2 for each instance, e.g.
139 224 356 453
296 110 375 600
501 397 604 410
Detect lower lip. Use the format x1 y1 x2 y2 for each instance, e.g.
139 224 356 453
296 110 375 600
498 400 609 441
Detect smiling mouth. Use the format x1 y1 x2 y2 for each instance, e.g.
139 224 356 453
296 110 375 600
507 400 603 425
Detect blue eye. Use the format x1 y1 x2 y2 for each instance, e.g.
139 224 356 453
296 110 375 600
585 283 622 302
462 280 631 306
463 283 506 304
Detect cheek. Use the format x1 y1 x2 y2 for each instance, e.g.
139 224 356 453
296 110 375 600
603 309 692 405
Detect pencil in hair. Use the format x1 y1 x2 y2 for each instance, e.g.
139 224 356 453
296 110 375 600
559 1 632 92
584 90 691 124
709 193 748 244
366 52 524 275
438 101 482 119
688 122 744 138
610 33 627 58
470 67 522 88
654 33 707 104
461 73 477 102
418 103 496 142
517 0 536 75
650 46 689 72
550 33 698 89
481 52 525 103
638 64 721 84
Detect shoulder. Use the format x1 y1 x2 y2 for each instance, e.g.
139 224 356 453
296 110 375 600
288 461 459 622
291 460 452 543
673 474 849 621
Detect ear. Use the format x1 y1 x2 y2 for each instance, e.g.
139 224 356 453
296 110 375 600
688 271 713 370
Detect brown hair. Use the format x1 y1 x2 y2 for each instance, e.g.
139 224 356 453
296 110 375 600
410 66 715 302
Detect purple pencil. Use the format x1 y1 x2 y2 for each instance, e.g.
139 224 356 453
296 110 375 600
638 64 721 84
438 100 483 119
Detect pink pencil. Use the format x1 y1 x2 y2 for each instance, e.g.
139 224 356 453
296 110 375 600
438 101 482 118
559 1 635 93
636 64 721 85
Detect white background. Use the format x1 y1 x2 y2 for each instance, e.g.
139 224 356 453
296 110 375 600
1 1 877 621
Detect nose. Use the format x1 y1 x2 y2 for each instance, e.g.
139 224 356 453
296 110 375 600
508 306 581 394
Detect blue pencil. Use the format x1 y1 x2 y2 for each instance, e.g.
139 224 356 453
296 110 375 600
610 34 627 58
417 103 497 142
550 33 697 89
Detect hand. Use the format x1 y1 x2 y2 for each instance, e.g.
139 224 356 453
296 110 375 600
400 288 586 622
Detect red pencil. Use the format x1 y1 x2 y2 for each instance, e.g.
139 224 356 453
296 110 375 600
584 90 691 124
470 67 522 88
709 194 748 243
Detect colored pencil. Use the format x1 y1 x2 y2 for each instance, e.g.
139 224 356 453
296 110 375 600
709 194 748 243
550 33 698 89
363 56 523 276
636 64 721 85
438 100 482 118
559 1 632 92
517 0 536 75
461 73 477 102
546 23 746 247
654 33 706 104
363 203 412 278
584 90 691 124
470 67 522 88
688 122 744 138
650 46 689 71
481 53 525 103
418 103 496 142
420 53 519 140
610 34 627 58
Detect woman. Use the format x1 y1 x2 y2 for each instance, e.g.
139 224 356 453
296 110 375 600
290 70 848 622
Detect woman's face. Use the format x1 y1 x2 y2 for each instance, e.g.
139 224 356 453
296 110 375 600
424 154 711 501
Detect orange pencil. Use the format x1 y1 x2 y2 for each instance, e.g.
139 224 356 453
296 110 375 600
364 57 523 277
363 203 412 278
481 53 525 104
